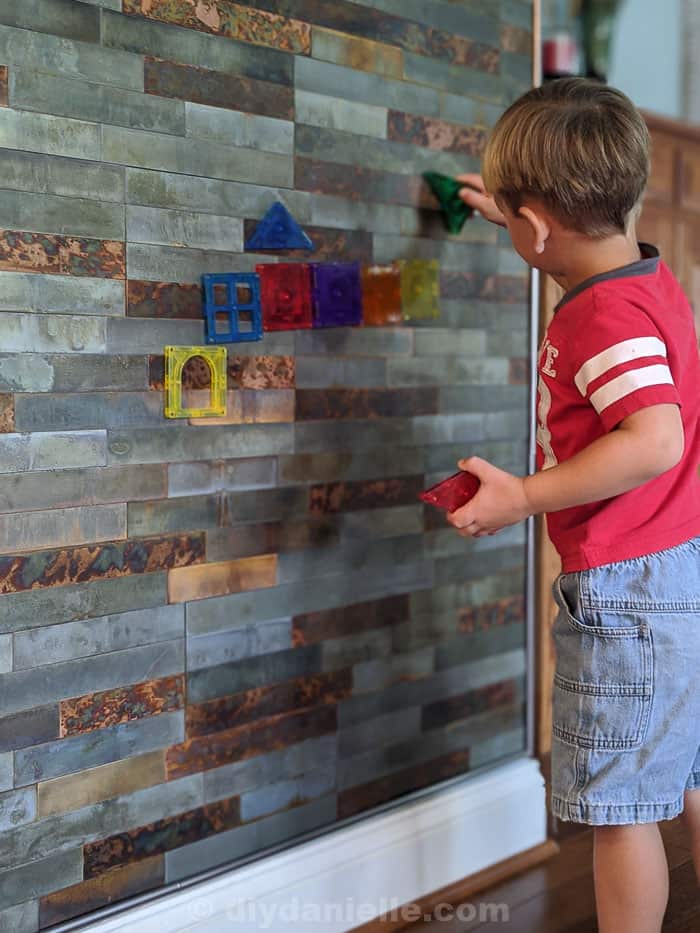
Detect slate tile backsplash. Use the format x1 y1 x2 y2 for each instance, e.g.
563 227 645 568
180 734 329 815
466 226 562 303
0 0 531 926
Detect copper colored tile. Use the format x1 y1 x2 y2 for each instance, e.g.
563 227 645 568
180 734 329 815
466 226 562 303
424 34 498 72
166 705 336 780
125 0 310 54
292 594 409 646
296 389 436 421
0 230 125 278
457 595 525 633
0 534 204 594
150 355 296 391
186 669 352 738
501 23 533 55
60 675 185 737
388 112 488 157
0 66 7 108
40 855 164 928
234 5 311 54
145 57 294 119
338 749 470 819
228 355 296 389
422 678 518 730
127 281 202 319
83 797 240 878
308 475 425 514
124 0 227 34
167 554 277 603
0 394 14 432
510 357 529 385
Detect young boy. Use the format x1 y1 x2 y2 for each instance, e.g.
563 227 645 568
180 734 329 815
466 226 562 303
452 77 700 933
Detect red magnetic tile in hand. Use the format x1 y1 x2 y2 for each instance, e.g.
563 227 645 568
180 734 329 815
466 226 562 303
361 264 402 326
420 470 480 512
257 263 313 331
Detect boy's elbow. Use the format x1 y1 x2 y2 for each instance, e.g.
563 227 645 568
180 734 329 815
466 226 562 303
619 405 685 477
647 427 684 475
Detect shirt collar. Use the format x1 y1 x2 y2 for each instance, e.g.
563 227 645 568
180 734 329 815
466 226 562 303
554 242 660 313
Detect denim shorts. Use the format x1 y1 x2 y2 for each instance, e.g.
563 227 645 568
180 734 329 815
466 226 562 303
550 534 700 825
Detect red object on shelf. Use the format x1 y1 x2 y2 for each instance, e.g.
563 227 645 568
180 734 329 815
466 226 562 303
420 470 481 512
542 35 580 77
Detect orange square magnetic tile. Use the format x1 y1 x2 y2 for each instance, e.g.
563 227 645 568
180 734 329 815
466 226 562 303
360 263 402 326
167 554 277 603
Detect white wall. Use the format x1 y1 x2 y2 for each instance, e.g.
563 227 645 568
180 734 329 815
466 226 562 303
607 0 682 118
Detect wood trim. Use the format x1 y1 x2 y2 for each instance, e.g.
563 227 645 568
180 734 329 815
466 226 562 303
532 0 542 85
643 110 700 143
352 840 560 932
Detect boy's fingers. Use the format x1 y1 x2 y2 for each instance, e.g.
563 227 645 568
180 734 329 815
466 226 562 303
455 173 486 193
459 189 494 212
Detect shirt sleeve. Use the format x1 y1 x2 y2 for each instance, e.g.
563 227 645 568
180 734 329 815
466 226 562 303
571 298 681 432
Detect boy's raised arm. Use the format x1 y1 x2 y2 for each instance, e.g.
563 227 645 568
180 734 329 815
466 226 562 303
456 174 507 227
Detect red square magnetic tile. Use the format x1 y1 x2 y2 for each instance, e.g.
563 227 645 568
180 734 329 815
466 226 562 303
257 263 313 331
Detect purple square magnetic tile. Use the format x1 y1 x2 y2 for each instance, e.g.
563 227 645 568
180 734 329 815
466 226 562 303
311 262 362 328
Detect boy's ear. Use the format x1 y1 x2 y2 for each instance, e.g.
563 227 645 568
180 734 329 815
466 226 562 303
518 205 551 255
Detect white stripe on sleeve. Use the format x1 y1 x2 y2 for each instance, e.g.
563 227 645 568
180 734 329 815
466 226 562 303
574 336 667 396
588 363 675 414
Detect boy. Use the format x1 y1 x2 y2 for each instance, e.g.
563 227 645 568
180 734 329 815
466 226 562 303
452 78 700 933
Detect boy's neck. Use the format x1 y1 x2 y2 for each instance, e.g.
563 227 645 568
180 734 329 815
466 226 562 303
549 225 642 294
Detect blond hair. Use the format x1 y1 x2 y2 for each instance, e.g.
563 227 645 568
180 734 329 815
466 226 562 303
482 78 650 237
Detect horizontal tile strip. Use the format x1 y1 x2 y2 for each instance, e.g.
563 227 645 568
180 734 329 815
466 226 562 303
0 229 125 279
0 533 205 593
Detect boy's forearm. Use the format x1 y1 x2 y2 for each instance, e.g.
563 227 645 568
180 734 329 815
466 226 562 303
523 428 677 515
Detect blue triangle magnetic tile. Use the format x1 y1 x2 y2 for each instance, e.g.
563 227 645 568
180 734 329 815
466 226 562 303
245 202 314 251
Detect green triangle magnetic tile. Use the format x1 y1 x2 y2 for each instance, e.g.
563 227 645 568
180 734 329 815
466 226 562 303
245 202 314 251
399 259 441 321
423 172 474 235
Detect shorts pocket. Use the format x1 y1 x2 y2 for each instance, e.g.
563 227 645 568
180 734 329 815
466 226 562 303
551 573 654 751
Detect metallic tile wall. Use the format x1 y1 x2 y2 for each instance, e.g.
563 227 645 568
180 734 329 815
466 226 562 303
0 0 532 927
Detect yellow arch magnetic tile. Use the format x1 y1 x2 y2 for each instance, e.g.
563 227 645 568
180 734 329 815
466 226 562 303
164 346 227 419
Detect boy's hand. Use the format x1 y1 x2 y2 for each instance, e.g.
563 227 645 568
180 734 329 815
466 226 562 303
456 174 506 227
446 456 531 537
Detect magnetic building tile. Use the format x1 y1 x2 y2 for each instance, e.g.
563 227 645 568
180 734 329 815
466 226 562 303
202 273 263 344
256 263 313 331
312 262 362 328
245 202 314 251
360 264 403 326
399 259 441 320
164 346 227 419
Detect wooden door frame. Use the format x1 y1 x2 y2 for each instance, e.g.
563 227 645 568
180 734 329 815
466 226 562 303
528 0 559 768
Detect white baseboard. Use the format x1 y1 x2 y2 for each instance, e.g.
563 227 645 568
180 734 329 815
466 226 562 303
83 757 546 933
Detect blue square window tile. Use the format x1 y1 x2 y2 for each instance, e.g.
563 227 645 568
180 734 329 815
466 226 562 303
202 273 263 344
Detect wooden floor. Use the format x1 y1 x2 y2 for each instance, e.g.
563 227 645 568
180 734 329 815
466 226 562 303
414 818 700 932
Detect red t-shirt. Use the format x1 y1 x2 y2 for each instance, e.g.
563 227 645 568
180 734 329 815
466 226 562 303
536 243 700 572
